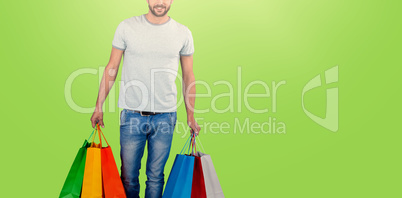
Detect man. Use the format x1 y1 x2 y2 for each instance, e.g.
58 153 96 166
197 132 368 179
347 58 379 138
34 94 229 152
90 0 201 197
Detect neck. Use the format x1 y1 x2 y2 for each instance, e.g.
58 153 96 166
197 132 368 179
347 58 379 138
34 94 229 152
145 12 170 24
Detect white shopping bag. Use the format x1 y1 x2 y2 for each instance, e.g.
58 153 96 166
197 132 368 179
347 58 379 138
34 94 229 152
196 151 225 198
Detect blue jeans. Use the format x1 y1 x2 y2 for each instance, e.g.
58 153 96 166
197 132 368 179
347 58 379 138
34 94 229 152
120 109 177 198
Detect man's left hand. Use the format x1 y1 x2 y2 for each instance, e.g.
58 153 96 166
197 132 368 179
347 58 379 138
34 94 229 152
187 117 201 136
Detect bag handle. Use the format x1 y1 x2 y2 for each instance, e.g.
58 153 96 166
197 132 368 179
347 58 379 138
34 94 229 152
180 131 203 155
188 131 202 156
180 134 192 155
195 134 205 153
190 131 206 155
191 132 197 156
90 124 102 147
88 128 95 140
83 128 95 147
97 124 110 147
187 132 194 155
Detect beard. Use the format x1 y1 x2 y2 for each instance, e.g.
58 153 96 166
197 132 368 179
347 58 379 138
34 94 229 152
149 4 170 17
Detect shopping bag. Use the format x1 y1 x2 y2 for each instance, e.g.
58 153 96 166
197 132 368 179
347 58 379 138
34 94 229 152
163 136 196 198
196 151 224 198
81 126 103 198
163 155 195 198
98 125 127 198
193 134 224 198
59 139 90 198
190 134 207 198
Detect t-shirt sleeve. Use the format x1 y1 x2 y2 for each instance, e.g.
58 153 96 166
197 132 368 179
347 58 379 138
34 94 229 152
180 27 194 56
112 21 126 51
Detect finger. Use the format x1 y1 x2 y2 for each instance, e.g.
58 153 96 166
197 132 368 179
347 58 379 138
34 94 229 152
193 126 200 135
190 129 195 136
191 128 199 136
99 120 105 128
91 119 95 128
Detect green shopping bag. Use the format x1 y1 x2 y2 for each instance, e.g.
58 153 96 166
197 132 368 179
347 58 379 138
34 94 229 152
59 131 93 198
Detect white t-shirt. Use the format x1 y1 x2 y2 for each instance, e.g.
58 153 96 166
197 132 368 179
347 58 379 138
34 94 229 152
112 14 194 112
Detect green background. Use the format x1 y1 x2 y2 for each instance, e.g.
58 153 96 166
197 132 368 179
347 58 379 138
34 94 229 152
1 0 401 197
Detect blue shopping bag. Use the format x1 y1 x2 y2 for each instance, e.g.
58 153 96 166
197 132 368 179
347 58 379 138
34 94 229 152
163 136 196 198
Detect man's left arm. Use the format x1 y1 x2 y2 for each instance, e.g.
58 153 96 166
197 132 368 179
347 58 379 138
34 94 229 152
180 55 201 135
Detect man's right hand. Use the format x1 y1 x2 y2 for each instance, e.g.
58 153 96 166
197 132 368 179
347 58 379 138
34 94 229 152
90 109 104 128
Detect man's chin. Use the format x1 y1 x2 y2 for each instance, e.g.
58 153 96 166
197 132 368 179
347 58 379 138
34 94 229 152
153 11 167 17
155 14 166 17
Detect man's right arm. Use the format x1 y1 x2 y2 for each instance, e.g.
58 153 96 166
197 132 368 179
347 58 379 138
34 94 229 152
90 47 124 128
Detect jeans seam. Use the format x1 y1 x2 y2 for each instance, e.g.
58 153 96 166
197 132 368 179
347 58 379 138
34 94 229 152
170 112 177 128
167 112 172 120
120 109 127 125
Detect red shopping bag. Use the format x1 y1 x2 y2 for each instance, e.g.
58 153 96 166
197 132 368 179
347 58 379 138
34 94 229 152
190 133 207 198
98 125 127 198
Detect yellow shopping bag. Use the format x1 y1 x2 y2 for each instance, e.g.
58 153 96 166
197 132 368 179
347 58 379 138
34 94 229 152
81 125 103 198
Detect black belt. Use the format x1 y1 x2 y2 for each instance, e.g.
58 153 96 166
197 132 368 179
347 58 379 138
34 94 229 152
134 111 162 116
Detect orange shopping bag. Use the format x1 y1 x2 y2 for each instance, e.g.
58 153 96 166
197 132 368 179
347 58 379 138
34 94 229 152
81 125 103 198
98 125 127 198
